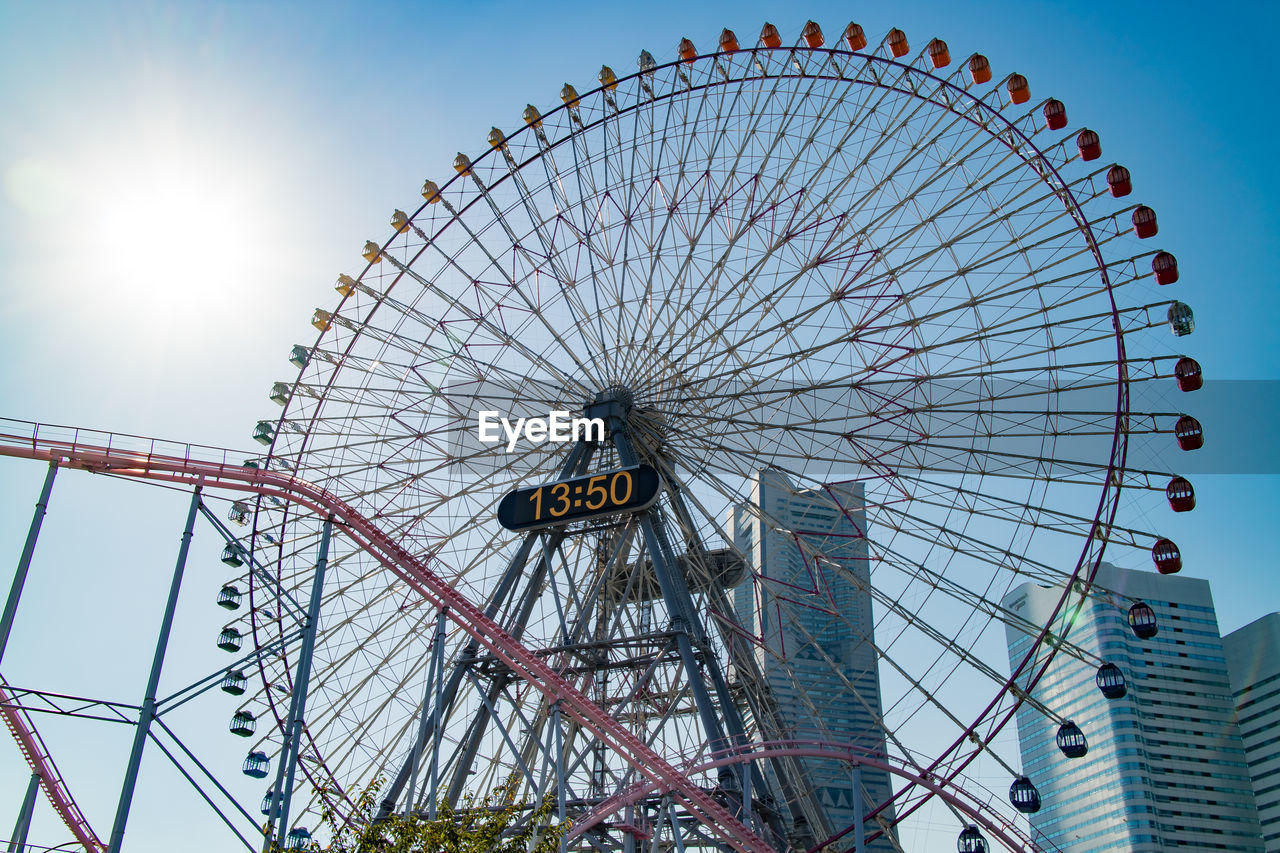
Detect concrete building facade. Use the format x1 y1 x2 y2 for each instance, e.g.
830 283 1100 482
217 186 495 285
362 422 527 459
730 468 894 849
1224 613 1280 852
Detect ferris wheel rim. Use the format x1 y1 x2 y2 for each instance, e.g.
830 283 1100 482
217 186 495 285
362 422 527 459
240 30 1157 849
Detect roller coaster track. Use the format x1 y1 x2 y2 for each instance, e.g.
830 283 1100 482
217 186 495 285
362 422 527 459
0 420 1042 853
0 419 772 853
0 672 106 852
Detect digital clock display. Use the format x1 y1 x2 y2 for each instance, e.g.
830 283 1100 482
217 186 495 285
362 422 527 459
497 465 661 531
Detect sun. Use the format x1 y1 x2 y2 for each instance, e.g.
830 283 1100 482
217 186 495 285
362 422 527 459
81 140 269 324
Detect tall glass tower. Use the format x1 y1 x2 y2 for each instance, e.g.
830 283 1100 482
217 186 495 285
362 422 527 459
730 468 895 850
1224 613 1280 852
1003 564 1263 852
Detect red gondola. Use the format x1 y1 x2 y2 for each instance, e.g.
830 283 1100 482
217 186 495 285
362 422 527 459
928 38 951 68
802 21 824 48
1152 251 1178 284
1107 164 1131 196
969 54 991 83
1175 415 1203 451
1175 357 1203 392
1166 476 1195 512
887 28 909 57
1007 73 1030 104
1132 205 1158 239
1151 538 1182 574
843 23 867 50
1043 99 1067 130
1077 129 1101 161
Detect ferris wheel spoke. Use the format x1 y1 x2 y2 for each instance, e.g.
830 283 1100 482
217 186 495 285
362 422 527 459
612 63 869 362
806 137 1095 294
657 401 1118 483
375 246 595 397
561 100 638 379
676 409 1123 495
254 619 437 801
863 544 1072 663
861 508 1076 617
864 549 1083 671
902 471 1153 553
650 128 890 361
725 71 1032 272
585 85 756 373
871 190 1134 308
733 489 1039 757
676 285 1148 406
668 353 1172 415
466 154 615 373
648 216 1107 402
778 605 963 790
384 236 586 396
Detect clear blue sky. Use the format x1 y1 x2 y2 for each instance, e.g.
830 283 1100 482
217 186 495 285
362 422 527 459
0 2 1276 850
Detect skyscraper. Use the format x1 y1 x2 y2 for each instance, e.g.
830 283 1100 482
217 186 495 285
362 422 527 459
1223 613 1280 852
730 468 894 849
1003 563 1263 852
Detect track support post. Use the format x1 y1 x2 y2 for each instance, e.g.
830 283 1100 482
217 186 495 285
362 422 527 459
108 482 202 853
852 763 865 853
0 461 57 668
422 607 447 819
552 701 567 853
270 515 332 849
668 803 687 853
404 612 437 816
7 772 39 853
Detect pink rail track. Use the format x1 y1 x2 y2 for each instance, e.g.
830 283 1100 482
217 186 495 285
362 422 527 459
0 674 106 851
0 420 770 852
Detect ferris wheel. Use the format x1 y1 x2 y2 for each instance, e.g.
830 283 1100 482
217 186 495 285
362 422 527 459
216 19 1202 852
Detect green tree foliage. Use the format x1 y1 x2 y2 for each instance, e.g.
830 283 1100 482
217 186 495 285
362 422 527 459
296 777 568 853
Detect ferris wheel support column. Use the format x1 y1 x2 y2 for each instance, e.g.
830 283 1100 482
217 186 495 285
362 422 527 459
440 528 573 810
6 772 39 853
377 441 597 820
269 516 333 850
0 461 57 668
552 701 567 853
661 481 785 842
404 607 445 816
603 403 751 827
423 607 447 819
108 482 202 853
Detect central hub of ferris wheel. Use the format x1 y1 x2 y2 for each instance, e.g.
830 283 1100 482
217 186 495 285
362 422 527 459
594 384 637 411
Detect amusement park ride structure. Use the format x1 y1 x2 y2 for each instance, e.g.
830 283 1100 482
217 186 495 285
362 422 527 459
0 17 1206 853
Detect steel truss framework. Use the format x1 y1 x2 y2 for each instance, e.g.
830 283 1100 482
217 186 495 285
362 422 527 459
0 453 315 853
0 426 763 851
0 419 1087 853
